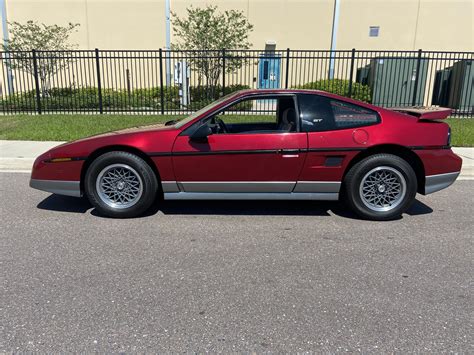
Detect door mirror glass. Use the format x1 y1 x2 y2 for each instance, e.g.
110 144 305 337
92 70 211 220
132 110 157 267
189 123 212 142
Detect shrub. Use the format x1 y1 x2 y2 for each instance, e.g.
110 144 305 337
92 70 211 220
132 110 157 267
49 87 102 109
0 84 251 112
296 79 371 103
190 84 251 110
1 90 37 111
1 87 102 111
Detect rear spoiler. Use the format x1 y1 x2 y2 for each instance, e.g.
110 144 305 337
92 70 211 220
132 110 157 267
388 107 452 120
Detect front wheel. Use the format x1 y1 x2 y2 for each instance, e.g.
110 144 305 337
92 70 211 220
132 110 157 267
344 154 417 221
85 151 158 218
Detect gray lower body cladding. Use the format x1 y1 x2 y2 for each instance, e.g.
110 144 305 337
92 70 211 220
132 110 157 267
30 171 460 200
30 179 82 197
424 171 460 194
161 181 340 200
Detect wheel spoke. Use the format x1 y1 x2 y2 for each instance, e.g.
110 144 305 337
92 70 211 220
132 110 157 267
96 164 143 209
360 166 407 212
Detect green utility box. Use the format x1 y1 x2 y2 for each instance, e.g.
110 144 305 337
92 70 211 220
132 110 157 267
447 60 473 114
431 68 452 106
368 57 429 107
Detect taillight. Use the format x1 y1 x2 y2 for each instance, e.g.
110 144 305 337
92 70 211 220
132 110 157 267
447 127 451 146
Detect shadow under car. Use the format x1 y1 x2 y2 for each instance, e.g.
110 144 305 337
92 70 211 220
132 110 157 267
36 194 433 219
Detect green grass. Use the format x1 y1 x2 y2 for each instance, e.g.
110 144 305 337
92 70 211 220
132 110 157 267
445 118 474 147
0 113 275 141
0 114 184 141
0 114 472 146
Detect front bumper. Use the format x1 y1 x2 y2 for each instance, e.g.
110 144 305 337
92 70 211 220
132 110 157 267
30 149 84 197
30 179 82 197
424 171 460 195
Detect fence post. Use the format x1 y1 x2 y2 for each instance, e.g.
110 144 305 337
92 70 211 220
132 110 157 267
159 48 165 115
285 48 290 89
222 48 226 96
347 48 356 98
95 48 103 114
32 49 42 115
411 49 423 106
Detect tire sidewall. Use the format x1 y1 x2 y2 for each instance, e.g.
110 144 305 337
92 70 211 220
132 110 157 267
346 154 417 220
85 152 158 218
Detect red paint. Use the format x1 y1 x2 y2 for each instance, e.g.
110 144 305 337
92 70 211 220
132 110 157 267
387 107 452 120
172 133 307 181
352 129 369 145
416 149 462 176
30 89 462 191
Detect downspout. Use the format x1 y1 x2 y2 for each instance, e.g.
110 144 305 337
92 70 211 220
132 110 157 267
328 0 341 80
1 0 14 94
165 0 171 86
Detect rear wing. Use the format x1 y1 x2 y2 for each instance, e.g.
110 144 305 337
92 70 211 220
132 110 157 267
388 106 452 120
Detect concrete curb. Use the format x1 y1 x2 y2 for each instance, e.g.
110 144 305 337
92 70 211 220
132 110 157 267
1 140 473 178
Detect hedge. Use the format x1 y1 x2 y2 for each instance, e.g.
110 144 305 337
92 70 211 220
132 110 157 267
295 79 371 103
0 84 251 112
0 81 369 111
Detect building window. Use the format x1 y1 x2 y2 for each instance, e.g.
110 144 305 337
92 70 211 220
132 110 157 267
369 26 380 37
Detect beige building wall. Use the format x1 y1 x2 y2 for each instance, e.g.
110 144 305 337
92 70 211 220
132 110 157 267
2 0 165 49
337 0 473 51
1 0 473 51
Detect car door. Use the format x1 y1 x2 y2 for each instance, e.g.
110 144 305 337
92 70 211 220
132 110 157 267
171 94 307 194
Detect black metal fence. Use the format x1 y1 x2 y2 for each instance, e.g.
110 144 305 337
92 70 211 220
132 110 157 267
0 49 472 116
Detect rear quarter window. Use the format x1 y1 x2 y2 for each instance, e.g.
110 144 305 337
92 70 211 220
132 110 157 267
329 100 380 129
298 94 334 132
298 93 380 132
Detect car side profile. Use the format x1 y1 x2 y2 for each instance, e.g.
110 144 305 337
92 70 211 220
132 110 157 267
30 89 462 220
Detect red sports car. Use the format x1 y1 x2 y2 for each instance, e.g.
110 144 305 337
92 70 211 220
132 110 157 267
30 89 462 220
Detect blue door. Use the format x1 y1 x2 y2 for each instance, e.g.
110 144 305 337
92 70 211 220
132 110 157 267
259 54 281 89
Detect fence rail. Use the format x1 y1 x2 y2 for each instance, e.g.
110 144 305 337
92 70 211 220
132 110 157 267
0 49 472 116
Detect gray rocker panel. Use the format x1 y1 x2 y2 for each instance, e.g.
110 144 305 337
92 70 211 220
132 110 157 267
178 181 296 193
162 180 341 200
162 181 342 194
164 192 339 201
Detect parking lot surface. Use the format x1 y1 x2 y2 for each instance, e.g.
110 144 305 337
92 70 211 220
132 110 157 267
0 172 472 352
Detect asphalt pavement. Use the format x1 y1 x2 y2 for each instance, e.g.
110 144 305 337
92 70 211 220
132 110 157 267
0 172 473 352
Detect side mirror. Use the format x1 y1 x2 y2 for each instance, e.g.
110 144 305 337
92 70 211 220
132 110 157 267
165 119 177 126
189 124 212 142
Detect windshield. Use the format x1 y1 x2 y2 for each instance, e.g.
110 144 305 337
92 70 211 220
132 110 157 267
174 92 240 128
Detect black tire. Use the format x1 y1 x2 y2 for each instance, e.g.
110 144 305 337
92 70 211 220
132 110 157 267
84 151 158 218
344 154 417 221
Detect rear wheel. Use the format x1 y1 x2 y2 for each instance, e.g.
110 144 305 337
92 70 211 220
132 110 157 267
85 151 158 218
344 154 417 220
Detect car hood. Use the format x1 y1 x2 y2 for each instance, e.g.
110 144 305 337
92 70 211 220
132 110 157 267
77 123 177 141
51 123 178 150
44 123 179 160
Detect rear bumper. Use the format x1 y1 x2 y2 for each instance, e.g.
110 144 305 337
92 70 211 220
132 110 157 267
416 148 462 195
30 179 82 197
424 171 460 195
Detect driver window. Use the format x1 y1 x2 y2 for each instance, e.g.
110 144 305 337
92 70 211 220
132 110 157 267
209 96 297 134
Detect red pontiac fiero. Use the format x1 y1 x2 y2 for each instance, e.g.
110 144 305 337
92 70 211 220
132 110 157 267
30 89 462 220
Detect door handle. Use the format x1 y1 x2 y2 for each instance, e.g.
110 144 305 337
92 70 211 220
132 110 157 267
278 149 300 157
278 149 300 154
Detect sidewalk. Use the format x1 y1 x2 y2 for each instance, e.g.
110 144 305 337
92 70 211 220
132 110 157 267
455 148 474 179
0 140 66 171
1 140 473 178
